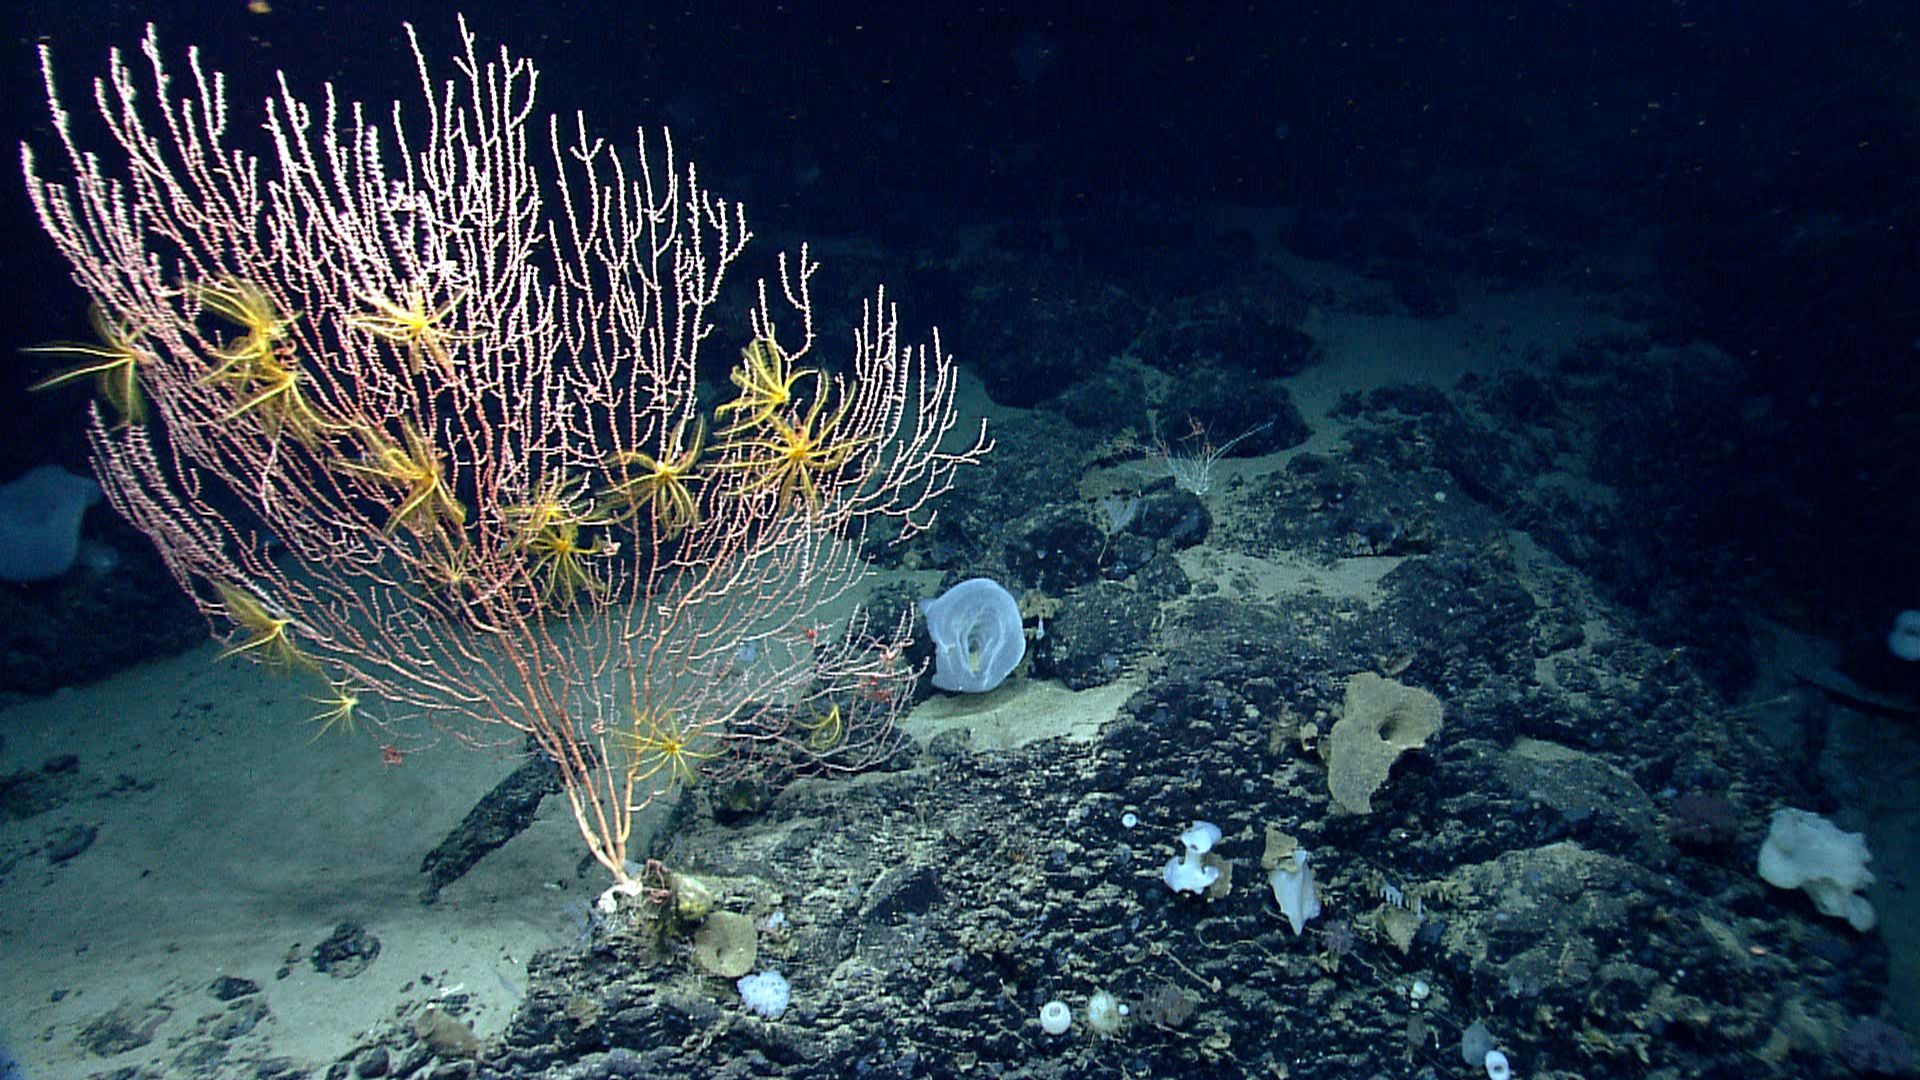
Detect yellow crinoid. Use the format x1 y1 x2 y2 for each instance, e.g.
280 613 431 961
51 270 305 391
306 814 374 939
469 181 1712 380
716 382 872 513
613 706 722 787
213 581 315 672
196 276 298 361
214 347 335 445
25 303 155 426
412 534 509 633
195 276 334 445
521 517 616 608
335 420 467 537
601 420 704 538
345 281 479 375
501 471 602 546
501 471 616 607
715 336 814 433
798 700 846 754
305 679 368 741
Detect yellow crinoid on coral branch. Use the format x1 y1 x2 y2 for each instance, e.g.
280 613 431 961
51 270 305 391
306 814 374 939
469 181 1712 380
212 581 315 672
24 302 155 426
501 471 617 606
520 517 616 608
334 420 467 538
601 420 705 539
717 382 875 513
346 281 479 375
501 471 603 547
196 276 298 362
715 336 813 434
195 277 336 445
614 706 722 787
305 680 368 741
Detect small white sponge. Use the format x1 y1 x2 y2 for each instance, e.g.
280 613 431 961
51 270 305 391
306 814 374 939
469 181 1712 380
1758 808 1876 932
737 970 791 1019
1163 821 1222 894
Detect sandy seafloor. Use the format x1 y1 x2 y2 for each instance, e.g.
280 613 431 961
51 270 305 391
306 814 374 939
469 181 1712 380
3 250 1917 1079
0 642 589 1075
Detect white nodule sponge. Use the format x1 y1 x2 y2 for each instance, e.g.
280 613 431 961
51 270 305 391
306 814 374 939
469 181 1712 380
1179 821 1222 854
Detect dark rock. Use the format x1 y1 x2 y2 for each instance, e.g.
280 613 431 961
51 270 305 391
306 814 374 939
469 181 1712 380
43 822 96 863
419 749 562 904
861 864 943 924
1097 531 1158 582
351 1044 390 1077
0 519 204 696
170 1039 228 1072
955 258 1144 408
1132 552 1192 601
0 766 71 821
209 975 261 1001
206 997 268 1040
77 999 172 1056
310 921 381 979
1391 272 1459 319
1005 504 1105 593
1032 580 1158 690
1141 371 1312 462
1047 365 1153 437
1134 488 1211 549
1838 1016 1914 1076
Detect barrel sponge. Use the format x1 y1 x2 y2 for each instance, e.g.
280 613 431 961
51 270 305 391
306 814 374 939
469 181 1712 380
1325 672 1443 815
0 464 101 582
919 577 1025 693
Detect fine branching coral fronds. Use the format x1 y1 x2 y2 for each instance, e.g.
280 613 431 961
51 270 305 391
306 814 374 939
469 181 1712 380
335 421 467 537
345 281 480 374
715 336 815 434
213 581 315 671
614 707 722 788
22 24 993 890
601 420 704 538
25 303 156 426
